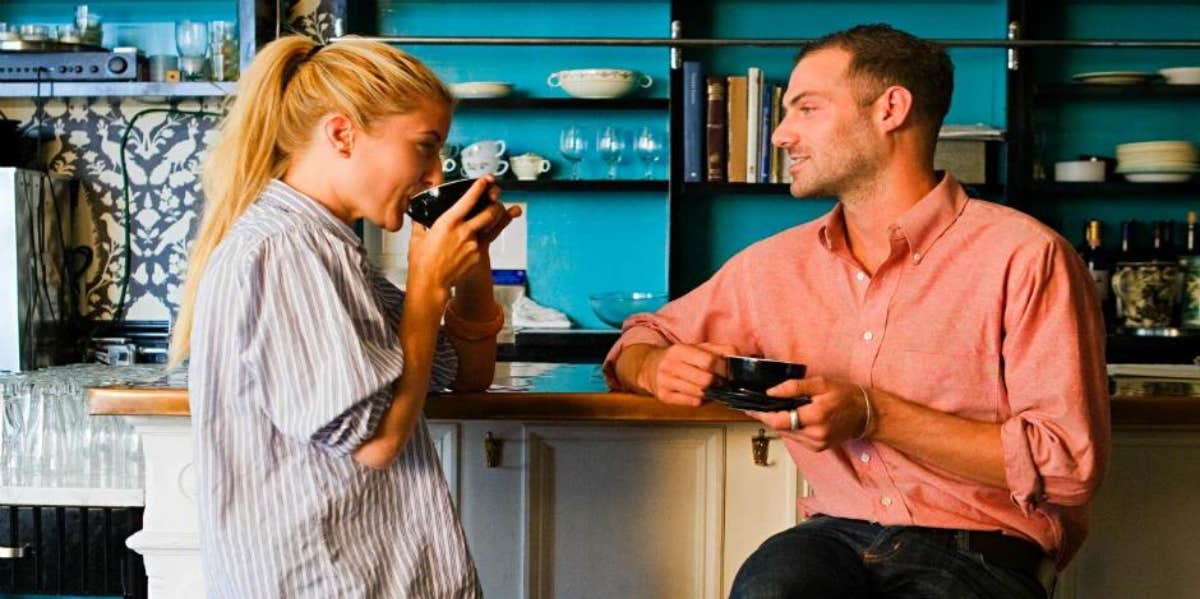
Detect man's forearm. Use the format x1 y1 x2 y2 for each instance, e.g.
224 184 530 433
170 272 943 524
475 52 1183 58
871 388 1008 489
613 343 663 395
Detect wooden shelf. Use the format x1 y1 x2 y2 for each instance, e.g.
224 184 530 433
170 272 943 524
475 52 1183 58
1031 181 1200 196
455 97 667 110
1034 83 1200 99
682 182 1006 196
501 179 667 191
0 81 236 98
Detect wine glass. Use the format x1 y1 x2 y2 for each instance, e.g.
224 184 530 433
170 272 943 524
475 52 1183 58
597 126 626 180
559 125 588 180
634 126 663 180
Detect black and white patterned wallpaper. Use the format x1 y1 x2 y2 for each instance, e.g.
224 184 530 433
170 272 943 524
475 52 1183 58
0 1 342 324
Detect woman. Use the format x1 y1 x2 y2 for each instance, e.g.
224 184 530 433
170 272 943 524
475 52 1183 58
169 35 519 597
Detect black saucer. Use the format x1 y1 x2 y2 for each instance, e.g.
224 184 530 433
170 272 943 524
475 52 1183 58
703 386 811 412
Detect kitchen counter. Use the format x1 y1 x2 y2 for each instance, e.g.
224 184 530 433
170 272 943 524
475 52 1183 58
87 362 1200 427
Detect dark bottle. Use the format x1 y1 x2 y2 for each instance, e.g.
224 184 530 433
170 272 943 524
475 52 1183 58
1184 211 1198 256
1119 219 1140 260
1152 220 1178 262
1079 219 1114 328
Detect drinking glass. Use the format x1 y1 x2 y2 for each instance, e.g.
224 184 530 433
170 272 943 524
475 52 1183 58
597 126 626 180
634 126 664 179
176 21 209 80
559 125 588 180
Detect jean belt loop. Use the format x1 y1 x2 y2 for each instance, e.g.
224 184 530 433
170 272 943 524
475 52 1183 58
955 529 971 552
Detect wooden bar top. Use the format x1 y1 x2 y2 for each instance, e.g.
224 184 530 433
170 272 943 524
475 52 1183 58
87 362 1200 427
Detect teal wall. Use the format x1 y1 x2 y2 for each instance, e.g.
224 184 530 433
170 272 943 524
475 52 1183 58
0 1 237 56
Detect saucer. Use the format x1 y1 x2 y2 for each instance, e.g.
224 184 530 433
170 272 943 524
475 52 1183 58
703 386 810 412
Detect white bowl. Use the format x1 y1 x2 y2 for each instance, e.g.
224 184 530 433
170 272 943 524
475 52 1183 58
547 68 653 99
450 81 512 99
1055 160 1107 182
1159 67 1200 85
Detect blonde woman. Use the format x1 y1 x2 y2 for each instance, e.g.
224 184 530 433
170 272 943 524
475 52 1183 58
170 36 519 597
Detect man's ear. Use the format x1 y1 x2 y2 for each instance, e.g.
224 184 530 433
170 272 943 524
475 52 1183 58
321 113 356 157
876 85 915 135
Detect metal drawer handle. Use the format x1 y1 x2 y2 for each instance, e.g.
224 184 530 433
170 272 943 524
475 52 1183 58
0 544 29 559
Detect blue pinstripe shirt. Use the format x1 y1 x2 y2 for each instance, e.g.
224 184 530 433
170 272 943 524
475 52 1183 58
188 179 479 597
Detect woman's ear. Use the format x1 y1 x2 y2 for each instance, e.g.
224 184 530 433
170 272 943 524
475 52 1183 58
321 113 356 157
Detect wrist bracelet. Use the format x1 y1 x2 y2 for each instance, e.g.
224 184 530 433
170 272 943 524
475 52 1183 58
444 301 505 341
856 385 873 440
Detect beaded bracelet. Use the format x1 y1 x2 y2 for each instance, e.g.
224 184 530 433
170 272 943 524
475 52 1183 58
444 301 505 341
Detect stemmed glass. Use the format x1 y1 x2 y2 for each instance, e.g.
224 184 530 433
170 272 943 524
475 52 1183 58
559 125 588 180
596 126 626 180
634 127 664 180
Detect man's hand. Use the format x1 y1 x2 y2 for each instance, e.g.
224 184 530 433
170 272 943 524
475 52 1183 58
638 343 738 406
743 376 869 451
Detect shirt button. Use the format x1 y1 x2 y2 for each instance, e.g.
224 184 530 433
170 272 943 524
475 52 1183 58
862 331 874 341
855 271 867 281
860 452 870 463
913 252 922 263
881 496 893 507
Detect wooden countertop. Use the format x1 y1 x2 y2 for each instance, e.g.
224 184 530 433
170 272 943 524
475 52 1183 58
87 362 1200 427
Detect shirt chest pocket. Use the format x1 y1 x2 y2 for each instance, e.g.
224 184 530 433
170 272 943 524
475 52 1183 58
872 348 1002 421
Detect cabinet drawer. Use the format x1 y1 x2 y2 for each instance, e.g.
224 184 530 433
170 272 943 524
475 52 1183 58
0 504 146 598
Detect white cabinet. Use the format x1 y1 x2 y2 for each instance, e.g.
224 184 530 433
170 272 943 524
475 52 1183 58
440 421 801 599
1055 430 1200 599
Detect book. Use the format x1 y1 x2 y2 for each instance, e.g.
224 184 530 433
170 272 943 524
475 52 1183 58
745 67 762 183
770 85 784 183
726 75 747 183
758 79 772 183
682 61 704 182
705 76 727 182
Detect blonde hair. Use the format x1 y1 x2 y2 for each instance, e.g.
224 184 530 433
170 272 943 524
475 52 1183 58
169 36 452 367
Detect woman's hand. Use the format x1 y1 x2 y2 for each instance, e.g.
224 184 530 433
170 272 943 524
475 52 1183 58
407 176 523 293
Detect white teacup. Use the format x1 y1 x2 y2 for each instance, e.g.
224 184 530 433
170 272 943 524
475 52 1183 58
462 157 509 178
442 157 458 173
462 140 507 161
440 144 460 173
511 153 552 180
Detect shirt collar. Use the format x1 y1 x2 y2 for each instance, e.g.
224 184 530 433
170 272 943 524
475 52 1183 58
817 172 969 262
258 178 363 248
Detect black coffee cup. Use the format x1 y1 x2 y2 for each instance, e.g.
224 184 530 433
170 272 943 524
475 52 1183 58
725 356 807 393
406 178 492 228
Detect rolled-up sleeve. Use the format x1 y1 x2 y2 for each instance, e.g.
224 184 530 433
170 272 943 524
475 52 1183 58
602 250 763 390
242 226 406 455
999 237 1110 513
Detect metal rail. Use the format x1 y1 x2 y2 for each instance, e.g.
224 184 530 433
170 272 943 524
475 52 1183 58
345 35 1200 49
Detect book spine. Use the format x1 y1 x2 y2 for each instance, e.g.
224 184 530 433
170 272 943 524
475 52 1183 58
745 67 762 183
758 80 772 183
770 85 784 183
683 61 703 182
726 75 747 183
705 77 727 182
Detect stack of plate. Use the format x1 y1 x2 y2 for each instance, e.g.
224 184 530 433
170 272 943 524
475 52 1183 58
1115 141 1198 183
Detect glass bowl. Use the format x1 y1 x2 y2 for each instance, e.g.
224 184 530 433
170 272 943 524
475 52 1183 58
588 291 667 328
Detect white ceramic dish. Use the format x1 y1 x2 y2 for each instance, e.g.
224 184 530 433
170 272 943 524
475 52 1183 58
1055 160 1107 182
1159 67 1200 85
1124 172 1195 183
547 68 653 99
450 81 513 99
1071 71 1158 85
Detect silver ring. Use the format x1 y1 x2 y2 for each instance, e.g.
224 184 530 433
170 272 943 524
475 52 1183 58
788 408 799 431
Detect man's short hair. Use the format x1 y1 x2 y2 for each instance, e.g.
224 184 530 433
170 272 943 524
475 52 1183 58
799 24 954 140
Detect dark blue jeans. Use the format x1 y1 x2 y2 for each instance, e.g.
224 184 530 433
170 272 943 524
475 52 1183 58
729 516 1049 599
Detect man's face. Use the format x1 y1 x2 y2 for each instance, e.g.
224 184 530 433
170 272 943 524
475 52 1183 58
771 48 884 199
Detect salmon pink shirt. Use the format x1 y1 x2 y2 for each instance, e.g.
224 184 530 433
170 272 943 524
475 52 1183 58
603 174 1110 568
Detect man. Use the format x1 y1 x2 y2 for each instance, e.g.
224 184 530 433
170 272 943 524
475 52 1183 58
604 24 1109 598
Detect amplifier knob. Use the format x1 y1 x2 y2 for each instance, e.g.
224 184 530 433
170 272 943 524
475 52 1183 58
58 66 68 74
74 65 84 74
107 56 129 75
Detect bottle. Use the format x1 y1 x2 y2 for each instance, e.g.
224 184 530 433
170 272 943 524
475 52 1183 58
1079 220 1114 329
1152 220 1177 262
1119 219 1139 260
1180 211 1200 328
